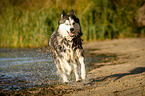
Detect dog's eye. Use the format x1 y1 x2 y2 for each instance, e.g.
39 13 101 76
72 22 75 25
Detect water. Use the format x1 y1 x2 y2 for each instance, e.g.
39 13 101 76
0 48 102 92
0 48 58 92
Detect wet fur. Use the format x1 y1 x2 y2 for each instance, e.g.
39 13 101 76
49 10 86 82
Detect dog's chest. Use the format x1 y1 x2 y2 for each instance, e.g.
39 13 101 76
63 41 73 55
59 39 76 60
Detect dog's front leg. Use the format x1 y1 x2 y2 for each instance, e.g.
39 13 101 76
79 57 86 80
59 59 68 83
73 63 81 82
61 73 68 83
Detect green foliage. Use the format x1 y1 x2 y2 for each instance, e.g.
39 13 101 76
0 0 144 48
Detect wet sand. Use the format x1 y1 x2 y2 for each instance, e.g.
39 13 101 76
1 38 145 96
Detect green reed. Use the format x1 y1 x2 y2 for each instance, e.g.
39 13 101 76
0 7 58 48
0 0 144 48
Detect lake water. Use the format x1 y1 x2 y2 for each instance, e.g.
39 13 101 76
0 48 59 91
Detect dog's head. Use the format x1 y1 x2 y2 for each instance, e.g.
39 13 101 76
58 10 82 40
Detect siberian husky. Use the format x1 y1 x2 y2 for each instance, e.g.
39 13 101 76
49 10 86 83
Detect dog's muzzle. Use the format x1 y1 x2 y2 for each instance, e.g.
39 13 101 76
69 28 75 37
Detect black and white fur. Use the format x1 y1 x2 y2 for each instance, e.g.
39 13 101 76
49 10 86 83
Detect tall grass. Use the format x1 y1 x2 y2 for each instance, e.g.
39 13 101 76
0 0 144 48
0 7 58 47
81 0 145 40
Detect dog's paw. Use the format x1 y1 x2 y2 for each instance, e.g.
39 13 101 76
64 81 69 85
76 79 82 82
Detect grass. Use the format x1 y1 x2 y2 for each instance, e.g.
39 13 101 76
0 0 144 48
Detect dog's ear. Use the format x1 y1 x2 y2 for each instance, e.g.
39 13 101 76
70 9 76 16
61 10 66 18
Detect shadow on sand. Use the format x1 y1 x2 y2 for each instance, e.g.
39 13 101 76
84 48 130 74
87 67 145 85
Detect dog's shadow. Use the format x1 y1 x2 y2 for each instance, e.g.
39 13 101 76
87 67 145 85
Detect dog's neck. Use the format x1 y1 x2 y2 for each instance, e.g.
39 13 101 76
57 34 73 45
57 31 83 50
65 36 73 41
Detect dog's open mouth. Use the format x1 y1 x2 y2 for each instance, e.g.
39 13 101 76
69 32 74 37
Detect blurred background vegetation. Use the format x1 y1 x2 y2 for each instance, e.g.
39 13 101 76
0 0 145 48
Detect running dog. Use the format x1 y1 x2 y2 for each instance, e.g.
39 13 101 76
49 10 86 83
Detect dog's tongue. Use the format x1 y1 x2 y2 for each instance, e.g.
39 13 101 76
69 32 74 36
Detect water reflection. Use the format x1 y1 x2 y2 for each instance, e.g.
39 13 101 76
0 48 58 92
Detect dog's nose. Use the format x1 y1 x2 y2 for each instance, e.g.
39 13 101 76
70 28 74 32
